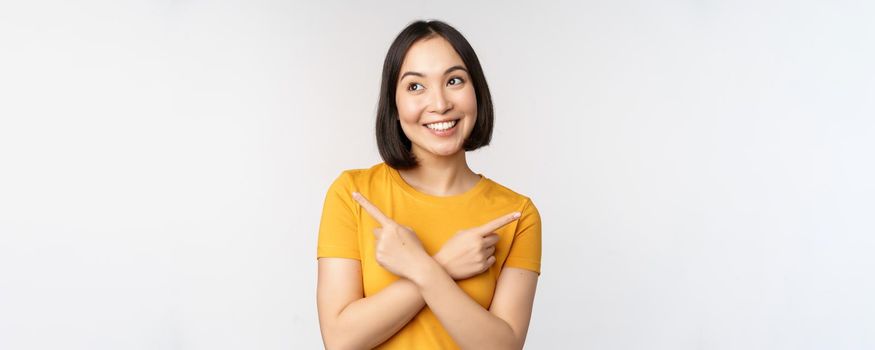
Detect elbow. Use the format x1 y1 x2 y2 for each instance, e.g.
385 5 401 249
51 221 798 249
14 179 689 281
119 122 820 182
505 327 526 350
486 331 524 350
321 325 363 350
319 305 369 350
321 331 351 350
319 322 342 350
487 339 522 350
324 341 354 350
504 339 524 350
514 334 529 350
323 336 353 350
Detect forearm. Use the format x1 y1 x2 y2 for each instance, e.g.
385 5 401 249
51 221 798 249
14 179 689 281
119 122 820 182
412 259 520 350
330 278 425 349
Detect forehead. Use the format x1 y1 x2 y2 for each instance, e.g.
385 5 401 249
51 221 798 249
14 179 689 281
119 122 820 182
399 36 466 75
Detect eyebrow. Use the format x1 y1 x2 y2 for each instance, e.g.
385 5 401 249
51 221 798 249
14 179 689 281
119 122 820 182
399 65 468 80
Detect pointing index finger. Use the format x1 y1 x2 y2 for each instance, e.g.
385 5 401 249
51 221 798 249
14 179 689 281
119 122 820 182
352 192 394 226
475 211 521 236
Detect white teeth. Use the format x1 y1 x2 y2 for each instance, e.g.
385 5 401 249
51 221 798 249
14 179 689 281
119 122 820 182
426 120 457 131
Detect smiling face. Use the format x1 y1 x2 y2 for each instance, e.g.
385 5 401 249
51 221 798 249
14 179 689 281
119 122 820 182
395 36 478 160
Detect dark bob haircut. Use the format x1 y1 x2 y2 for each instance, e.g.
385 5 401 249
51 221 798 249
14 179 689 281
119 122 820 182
376 20 494 170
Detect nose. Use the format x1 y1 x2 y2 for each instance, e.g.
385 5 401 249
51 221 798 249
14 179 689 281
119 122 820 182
428 87 453 115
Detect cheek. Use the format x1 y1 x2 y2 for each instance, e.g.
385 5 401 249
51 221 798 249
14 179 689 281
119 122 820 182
458 89 478 118
395 96 422 122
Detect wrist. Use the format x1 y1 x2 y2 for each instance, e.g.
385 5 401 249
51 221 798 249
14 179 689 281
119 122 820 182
432 251 447 268
410 254 444 288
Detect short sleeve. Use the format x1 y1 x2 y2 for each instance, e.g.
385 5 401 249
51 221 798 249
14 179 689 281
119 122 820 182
316 171 360 260
504 198 542 275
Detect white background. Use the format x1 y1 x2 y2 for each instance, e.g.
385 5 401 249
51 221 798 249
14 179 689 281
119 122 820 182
1 1 874 349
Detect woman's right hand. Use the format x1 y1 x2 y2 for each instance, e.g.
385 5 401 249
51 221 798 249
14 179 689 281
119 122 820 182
433 212 521 280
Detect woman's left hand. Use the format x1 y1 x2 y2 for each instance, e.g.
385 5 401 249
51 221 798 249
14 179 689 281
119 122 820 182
352 192 431 280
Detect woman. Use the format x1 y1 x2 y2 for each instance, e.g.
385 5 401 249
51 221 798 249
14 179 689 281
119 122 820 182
316 20 541 349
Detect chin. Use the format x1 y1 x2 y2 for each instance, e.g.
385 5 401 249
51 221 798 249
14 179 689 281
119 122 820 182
411 139 466 158
431 147 463 157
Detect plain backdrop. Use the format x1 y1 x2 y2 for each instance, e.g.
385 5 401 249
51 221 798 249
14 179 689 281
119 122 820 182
1 0 874 349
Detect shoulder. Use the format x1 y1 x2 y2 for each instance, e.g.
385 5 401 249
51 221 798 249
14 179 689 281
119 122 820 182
321 163 389 213
482 176 542 241
481 176 538 213
327 162 391 190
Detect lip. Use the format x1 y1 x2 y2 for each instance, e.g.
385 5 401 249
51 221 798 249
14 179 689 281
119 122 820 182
422 118 461 126
423 118 460 137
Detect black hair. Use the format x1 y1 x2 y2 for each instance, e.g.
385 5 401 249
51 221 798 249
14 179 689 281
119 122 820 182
375 20 494 169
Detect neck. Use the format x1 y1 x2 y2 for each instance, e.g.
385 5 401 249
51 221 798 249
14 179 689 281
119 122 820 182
398 146 480 196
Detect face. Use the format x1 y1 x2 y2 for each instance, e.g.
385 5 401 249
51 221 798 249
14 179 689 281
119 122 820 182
395 36 477 159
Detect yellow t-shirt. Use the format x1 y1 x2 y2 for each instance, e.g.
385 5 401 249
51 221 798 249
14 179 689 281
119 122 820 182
317 162 542 349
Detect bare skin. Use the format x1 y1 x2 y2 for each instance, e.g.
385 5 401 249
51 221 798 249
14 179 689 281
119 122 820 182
394 35 481 196
317 35 539 350
351 192 534 350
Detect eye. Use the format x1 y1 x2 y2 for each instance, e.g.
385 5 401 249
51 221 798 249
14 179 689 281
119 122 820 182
448 77 464 86
407 82 424 92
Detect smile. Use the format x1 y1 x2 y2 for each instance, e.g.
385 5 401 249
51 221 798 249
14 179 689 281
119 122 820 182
424 119 458 130
423 119 460 137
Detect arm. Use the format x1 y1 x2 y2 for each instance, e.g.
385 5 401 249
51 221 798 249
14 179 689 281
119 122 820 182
317 177 430 349
344 192 539 349
411 262 539 350
316 252 480 349
317 257 425 350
